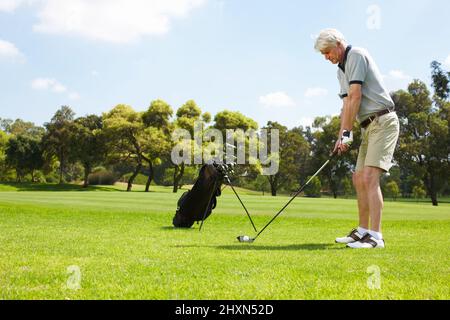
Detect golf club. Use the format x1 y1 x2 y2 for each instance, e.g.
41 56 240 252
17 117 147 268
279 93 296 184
199 162 258 233
217 163 258 232
237 152 337 243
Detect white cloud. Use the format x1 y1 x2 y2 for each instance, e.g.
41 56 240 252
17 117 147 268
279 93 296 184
259 91 296 108
0 0 24 12
444 55 450 68
388 70 410 80
298 117 314 128
69 92 80 100
304 87 328 98
383 69 412 91
31 77 80 100
91 70 99 77
0 39 25 62
30 0 207 44
0 0 38 12
32 78 67 92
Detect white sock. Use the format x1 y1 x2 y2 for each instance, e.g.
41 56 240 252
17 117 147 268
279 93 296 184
369 230 383 240
357 227 369 235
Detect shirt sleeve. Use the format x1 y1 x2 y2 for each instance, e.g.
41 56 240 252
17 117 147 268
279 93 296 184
346 52 368 85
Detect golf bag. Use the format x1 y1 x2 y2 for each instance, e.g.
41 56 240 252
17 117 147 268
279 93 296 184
172 164 225 228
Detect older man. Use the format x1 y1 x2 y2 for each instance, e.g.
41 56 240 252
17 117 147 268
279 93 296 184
314 29 399 249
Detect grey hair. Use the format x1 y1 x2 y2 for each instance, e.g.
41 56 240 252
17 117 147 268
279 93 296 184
314 28 347 52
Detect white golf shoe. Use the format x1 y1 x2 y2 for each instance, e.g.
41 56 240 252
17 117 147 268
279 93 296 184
335 229 365 244
347 234 385 249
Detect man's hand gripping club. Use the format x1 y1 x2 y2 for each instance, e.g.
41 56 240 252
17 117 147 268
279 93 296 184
333 130 353 155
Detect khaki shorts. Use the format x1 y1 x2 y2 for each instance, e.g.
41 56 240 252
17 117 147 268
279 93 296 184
356 112 400 172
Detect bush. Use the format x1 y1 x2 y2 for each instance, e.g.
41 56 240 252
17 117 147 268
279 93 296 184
31 170 47 183
161 166 199 187
385 181 400 201
44 172 61 183
119 173 150 185
341 177 354 198
412 186 426 200
304 176 322 198
88 170 117 185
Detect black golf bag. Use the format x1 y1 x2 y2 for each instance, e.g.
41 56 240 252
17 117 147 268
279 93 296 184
172 164 225 228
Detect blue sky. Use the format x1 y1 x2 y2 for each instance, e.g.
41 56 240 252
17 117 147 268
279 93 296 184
1 0 449 129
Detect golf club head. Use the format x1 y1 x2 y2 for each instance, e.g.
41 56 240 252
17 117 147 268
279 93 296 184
237 235 255 243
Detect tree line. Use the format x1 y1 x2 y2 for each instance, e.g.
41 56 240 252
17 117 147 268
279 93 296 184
0 61 449 205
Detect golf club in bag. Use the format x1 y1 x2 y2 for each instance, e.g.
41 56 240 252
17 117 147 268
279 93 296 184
237 152 337 243
172 162 257 232
203 163 258 232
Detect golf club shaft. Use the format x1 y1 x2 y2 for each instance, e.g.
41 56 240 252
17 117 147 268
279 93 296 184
225 176 258 233
253 153 336 240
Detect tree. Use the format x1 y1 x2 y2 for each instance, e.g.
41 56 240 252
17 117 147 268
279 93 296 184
171 100 203 193
212 110 260 191
310 116 360 198
142 99 173 132
385 181 400 201
341 177 353 198
0 130 12 181
103 105 145 192
214 110 258 134
0 130 11 180
263 122 286 196
5 135 44 182
262 122 310 196
202 112 212 124
252 175 269 195
412 185 426 201
2 119 45 138
0 118 13 133
142 99 173 192
431 61 450 195
142 126 172 192
162 166 198 188
42 106 76 184
73 115 107 187
176 100 202 135
393 77 449 206
431 61 450 102
304 176 322 198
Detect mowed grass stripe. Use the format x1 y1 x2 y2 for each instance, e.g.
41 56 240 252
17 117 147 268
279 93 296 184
0 188 449 299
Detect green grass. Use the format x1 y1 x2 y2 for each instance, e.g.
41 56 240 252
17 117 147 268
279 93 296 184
0 184 449 300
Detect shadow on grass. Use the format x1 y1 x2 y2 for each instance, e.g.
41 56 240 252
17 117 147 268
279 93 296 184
173 243 345 251
0 182 119 192
217 243 346 251
0 182 169 193
161 226 199 232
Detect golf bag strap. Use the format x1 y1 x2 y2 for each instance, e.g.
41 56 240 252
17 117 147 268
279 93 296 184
199 179 219 231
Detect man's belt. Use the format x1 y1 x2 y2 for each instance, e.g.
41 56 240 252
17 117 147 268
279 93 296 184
360 109 395 129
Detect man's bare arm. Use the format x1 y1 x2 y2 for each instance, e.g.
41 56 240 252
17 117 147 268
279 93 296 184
340 84 362 133
334 84 362 154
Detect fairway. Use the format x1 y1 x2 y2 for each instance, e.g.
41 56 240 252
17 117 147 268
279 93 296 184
0 186 449 300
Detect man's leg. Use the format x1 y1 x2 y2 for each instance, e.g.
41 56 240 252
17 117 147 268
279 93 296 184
362 166 384 232
353 171 370 230
335 171 370 244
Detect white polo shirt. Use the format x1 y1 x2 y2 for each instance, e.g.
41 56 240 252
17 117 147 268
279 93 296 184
337 45 395 123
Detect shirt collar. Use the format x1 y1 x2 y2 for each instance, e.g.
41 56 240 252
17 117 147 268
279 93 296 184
338 45 352 72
